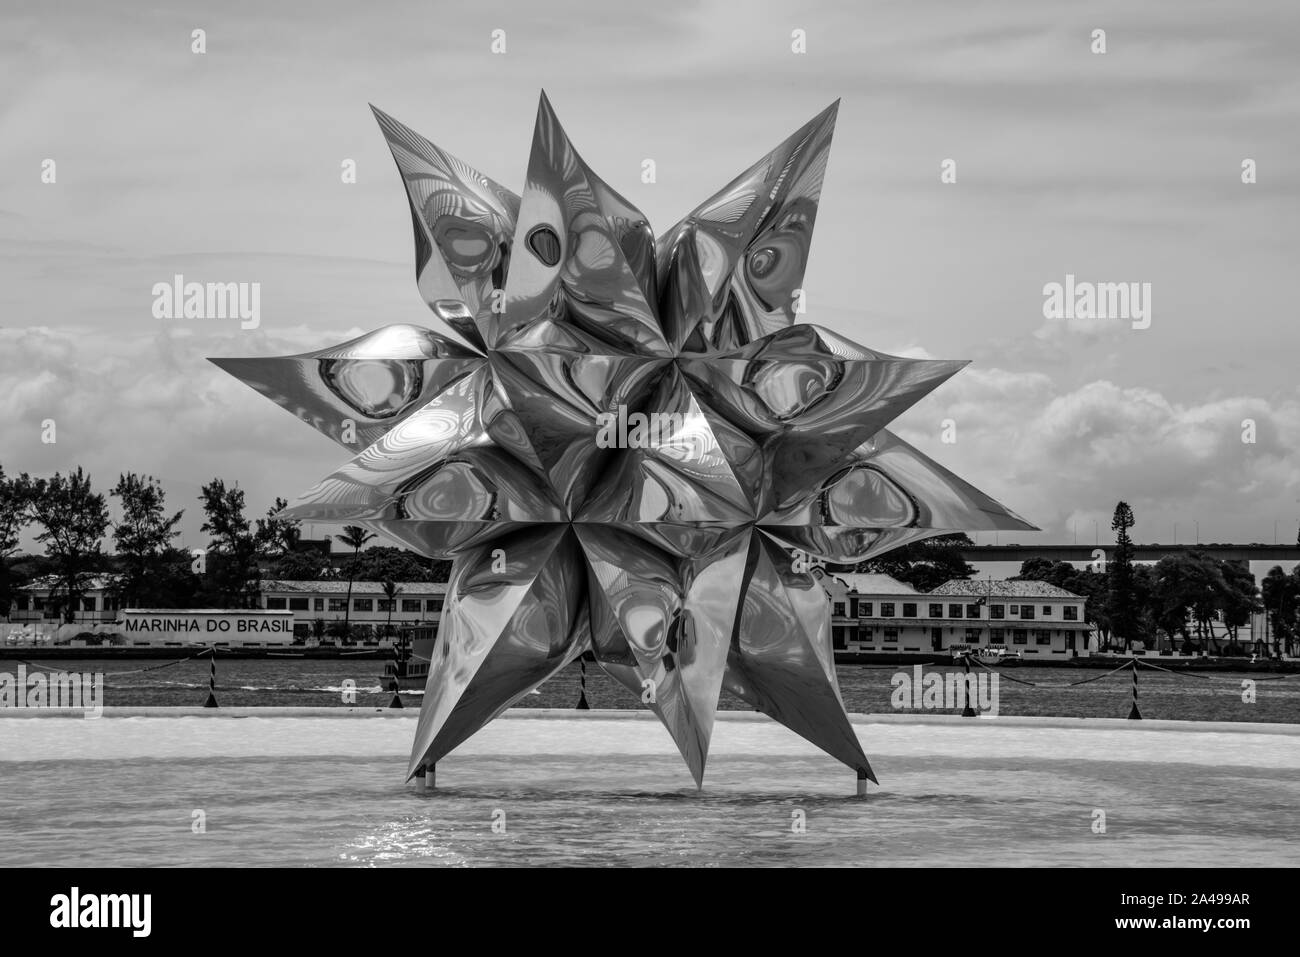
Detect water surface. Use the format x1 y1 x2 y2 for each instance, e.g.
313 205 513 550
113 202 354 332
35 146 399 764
2 713 1295 867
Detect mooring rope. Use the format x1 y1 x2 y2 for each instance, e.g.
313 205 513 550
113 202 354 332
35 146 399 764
966 654 1042 686
1130 657 1213 680
12 648 216 677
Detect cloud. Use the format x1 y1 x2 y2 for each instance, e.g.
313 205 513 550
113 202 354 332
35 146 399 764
896 368 1300 543
2 0 1298 551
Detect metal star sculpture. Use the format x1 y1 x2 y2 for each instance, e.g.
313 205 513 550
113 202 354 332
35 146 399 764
212 92 1035 788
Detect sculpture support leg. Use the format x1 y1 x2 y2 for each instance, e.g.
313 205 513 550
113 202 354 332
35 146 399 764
857 770 869 798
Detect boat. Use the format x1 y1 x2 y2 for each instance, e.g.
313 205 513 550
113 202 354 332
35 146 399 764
950 643 1022 666
376 625 438 690
977 646 1022 666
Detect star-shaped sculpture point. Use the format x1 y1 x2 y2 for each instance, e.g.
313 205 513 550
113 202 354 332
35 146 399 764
212 92 1036 789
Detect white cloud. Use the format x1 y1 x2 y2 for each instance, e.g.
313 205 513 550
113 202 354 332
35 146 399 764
897 368 1300 543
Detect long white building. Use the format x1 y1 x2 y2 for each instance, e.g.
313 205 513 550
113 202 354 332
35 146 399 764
7 572 1091 655
5 577 449 646
258 580 448 639
821 572 1092 657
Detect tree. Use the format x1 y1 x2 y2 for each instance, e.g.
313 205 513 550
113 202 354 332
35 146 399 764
1261 566 1296 658
1219 561 1261 654
1073 568 1111 650
266 548 331 581
1286 566 1300 658
348 546 436 583
1130 563 1158 650
855 533 975 592
335 524 376 639
110 473 184 609
1150 552 1253 655
199 479 260 608
0 466 30 618
1107 502 1137 649
19 468 110 623
255 497 300 558
1152 555 1196 651
381 579 402 635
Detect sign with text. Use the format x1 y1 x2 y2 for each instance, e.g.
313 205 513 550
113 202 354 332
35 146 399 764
120 610 293 640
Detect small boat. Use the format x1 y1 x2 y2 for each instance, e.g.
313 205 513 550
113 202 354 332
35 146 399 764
978 646 1023 666
950 644 1022 665
376 625 438 690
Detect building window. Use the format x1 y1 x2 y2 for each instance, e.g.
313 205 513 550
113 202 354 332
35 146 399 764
1064 606 1078 621
82 597 97 612
990 629 1005 643
991 604 1005 619
15 597 28 611
858 602 872 618
328 598 347 612
1009 605 1019 616
1042 605 1052 616
1020 605 1035 620
833 602 846 617
948 604 963 619
354 599 374 612
1036 630 1052 645
377 600 394 612
860 627 874 638
33 598 45 611
902 603 917 618
928 603 943 618
425 598 444 613
314 598 325 612
1012 629 1028 645
402 599 421 613
289 597 309 611
965 603 980 618
832 627 847 650
965 628 981 642
266 597 287 610
883 628 898 642
881 602 895 618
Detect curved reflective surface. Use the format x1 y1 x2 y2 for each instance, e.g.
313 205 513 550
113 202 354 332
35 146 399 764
211 93 1036 790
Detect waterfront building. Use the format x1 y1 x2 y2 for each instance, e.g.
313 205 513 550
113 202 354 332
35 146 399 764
820 571 1092 656
5 577 449 645
257 580 448 639
7 576 121 625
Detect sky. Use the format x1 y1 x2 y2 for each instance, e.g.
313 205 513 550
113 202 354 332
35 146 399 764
2 0 1298 553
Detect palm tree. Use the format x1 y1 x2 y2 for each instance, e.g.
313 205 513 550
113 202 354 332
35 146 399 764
334 525 375 641
381 579 402 637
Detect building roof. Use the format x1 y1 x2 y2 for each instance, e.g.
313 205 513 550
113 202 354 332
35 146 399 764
930 579 1082 600
18 575 119 592
259 579 447 595
836 573 919 595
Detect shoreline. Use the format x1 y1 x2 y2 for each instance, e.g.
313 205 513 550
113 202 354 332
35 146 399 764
2 706 1297 735
1 645 1295 672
